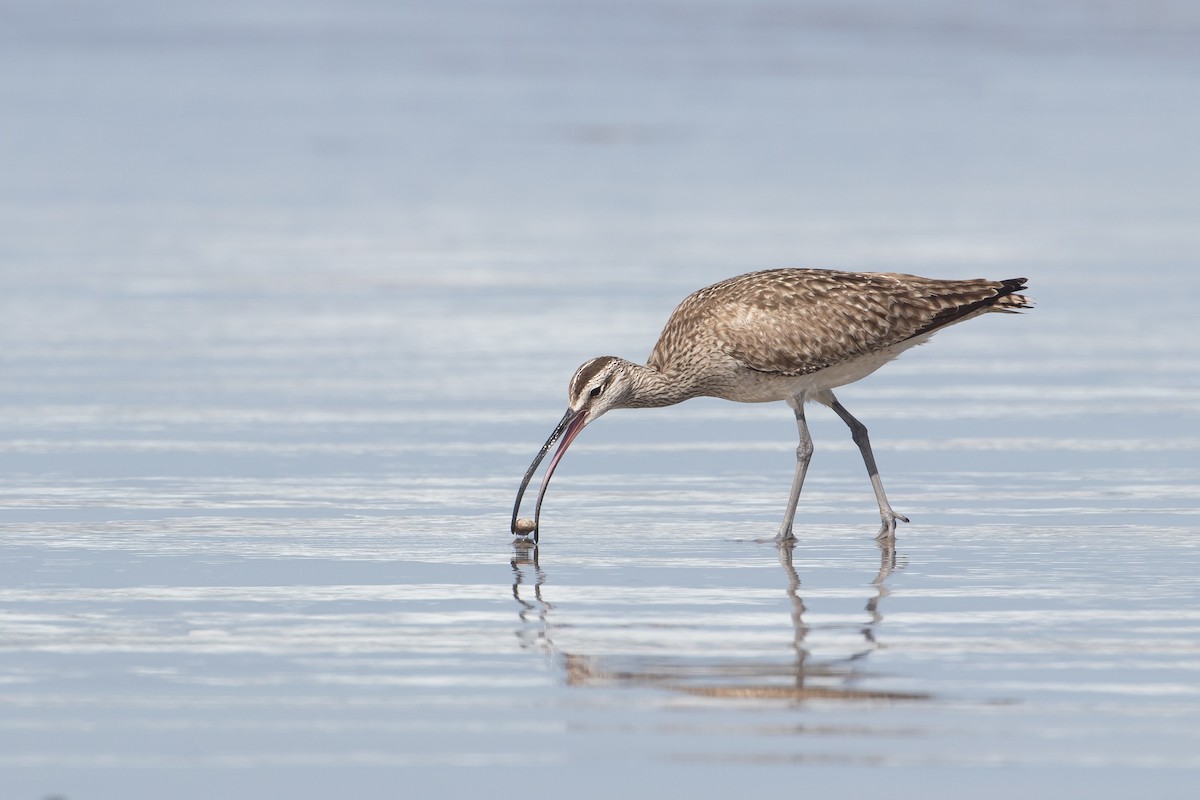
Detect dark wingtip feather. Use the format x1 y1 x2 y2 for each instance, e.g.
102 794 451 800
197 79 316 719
996 277 1032 311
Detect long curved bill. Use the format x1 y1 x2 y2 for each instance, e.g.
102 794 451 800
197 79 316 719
511 407 589 542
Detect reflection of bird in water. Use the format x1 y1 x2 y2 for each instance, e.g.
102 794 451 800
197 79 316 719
510 547 553 655
512 269 1030 543
510 541 927 703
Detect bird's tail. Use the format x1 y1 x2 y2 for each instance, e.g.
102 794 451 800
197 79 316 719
992 277 1032 313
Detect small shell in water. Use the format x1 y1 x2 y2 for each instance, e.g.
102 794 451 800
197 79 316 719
513 517 537 535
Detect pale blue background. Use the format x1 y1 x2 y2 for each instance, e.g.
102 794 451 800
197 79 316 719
2 2 1198 798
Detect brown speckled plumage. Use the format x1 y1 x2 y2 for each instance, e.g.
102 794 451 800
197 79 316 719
649 269 1029 389
513 268 1031 544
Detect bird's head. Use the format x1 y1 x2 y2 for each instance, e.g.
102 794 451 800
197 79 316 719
510 356 636 541
565 355 638 424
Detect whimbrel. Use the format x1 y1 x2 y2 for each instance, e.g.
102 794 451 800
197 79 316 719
511 268 1030 543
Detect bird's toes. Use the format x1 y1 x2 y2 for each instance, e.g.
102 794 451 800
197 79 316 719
875 511 909 541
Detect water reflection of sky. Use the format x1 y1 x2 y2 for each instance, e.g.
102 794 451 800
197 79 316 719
2 2 1199 798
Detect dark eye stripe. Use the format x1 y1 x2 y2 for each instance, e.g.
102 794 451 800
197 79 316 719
570 356 617 398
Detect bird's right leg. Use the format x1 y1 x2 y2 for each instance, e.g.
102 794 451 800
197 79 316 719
776 398 814 543
820 391 909 541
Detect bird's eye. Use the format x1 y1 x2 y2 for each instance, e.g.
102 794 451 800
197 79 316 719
588 384 603 398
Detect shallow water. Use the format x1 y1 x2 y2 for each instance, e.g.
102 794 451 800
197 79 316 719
3 2 1199 798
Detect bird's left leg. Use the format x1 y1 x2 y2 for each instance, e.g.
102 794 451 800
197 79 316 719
776 397 814 543
818 390 909 541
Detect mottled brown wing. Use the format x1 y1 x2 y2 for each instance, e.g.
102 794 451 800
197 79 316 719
677 269 1027 376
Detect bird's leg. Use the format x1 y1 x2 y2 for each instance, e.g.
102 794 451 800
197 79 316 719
776 398 814 543
823 392 909 541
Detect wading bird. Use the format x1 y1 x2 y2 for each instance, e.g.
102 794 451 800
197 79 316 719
511 268 1030 544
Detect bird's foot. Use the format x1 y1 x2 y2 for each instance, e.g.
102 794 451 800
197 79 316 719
875 510 910 542
774 526 797 545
